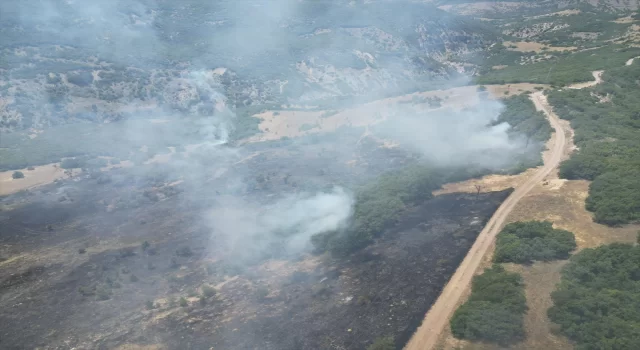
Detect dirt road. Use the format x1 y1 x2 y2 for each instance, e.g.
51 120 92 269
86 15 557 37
567 70 603 89
404 91 567 350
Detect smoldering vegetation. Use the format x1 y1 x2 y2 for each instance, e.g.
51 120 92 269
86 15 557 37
0 0 548 349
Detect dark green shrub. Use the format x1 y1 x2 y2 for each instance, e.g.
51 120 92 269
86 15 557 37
202 285 216 298
12 171 24 179
179 297 188 307
495 221 577 264
60 158 85 169
548 243 640 350
450 265 527 345
176 246 193 257
367 336 395 350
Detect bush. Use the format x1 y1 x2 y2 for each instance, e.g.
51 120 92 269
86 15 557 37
145 300 155 310
176 246 193 257
61 158 85 169
450 265 527 345
67 71 94 86
129 274 139 282
548 243 640 350
367 336 395 350
179 297 188 307
96 285 112 301
12 171 24 179
494 221 577 264
201 285 216 298
255 287 269 302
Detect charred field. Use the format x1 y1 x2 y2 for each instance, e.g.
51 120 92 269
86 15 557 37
0 129 511 350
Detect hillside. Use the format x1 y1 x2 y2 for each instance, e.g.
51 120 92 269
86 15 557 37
2 1 640 350
0 0 498 132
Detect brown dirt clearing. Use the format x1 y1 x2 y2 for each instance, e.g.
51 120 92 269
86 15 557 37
503 41 576 53
249 83 547 142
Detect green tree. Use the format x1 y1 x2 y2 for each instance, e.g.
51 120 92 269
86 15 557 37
451 265 527 345
548 243 640 350
494 221 576 264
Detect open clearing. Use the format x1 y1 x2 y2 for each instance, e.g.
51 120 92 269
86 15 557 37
249 83 546 142
504 41 576 53
0 164 79 196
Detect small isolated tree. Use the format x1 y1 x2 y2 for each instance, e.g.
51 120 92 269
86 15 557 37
12 171 24 179
179 297 188 307
202 284 216 298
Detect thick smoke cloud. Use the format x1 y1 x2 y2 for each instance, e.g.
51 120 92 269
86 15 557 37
207 188 354 262
2 0 533 258
374 98 524 168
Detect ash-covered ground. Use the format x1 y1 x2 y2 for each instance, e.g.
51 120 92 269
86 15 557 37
0 130 511 350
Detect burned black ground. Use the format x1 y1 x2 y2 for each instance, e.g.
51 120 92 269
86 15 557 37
0 133 510 350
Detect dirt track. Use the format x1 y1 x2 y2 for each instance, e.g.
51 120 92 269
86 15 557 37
404 91 568 350
567 70 603 89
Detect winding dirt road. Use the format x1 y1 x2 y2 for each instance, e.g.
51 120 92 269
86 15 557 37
404 91 568 350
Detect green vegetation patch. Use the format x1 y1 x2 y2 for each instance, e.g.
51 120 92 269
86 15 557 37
312 165 446 256
494 95 552 172
548 243 640 350
450 264 527 345
312 164 489 256
476 45 640 86
495 221 576 264
549 61 640 225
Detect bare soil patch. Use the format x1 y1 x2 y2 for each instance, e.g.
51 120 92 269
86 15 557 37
0 164 80 196
567 70 603 89
613 16 636 24
503 41 576 53
527 9 581 19
250 83 547 142
438 2 533 16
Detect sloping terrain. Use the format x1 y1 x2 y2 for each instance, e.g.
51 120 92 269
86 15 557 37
0 133 511 349
3 1 640 350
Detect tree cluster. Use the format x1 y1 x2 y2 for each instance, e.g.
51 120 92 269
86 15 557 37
494 221 576 264
550 60 640 225
312 165 446 256
548 243 640 350
450 264 527 345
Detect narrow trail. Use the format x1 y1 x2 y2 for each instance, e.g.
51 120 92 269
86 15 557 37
404 91 570 350
567 70 603 89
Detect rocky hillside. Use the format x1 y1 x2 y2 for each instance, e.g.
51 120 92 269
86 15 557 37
0 0 498 131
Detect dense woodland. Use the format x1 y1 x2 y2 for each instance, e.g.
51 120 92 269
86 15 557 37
450 264 527 345
548 243 640 350
494 221 576 264
549 61 640 225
